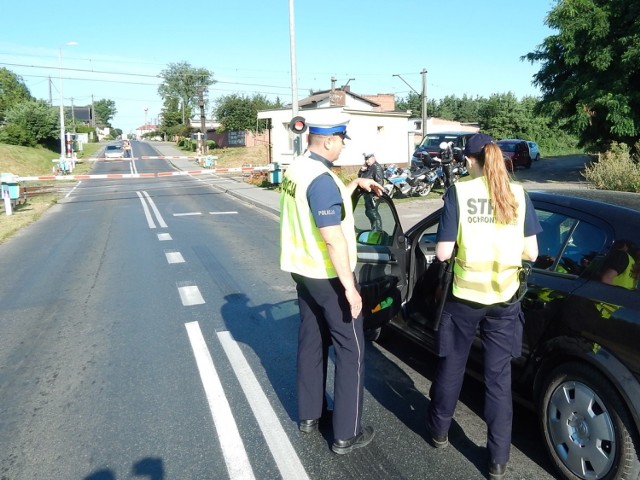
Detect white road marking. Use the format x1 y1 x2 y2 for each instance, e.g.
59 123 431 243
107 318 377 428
157 233 172 241
173 212 202 216
218 331 310 480
65 181 81 198
209 211 238 215
185 322 256 480
165 250 185 264
142 191 168 228
137 191 156 228
177 284 205 306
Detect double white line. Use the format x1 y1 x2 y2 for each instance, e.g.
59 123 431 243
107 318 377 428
186 322 310 480
137 191 167 228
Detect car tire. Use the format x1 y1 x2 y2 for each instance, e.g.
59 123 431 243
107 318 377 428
538 362 640 480
535 154 540 161
525 157 533 169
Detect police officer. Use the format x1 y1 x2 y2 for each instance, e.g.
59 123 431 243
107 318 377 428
358 153 385 231
425 133 541 479
280 120 383 454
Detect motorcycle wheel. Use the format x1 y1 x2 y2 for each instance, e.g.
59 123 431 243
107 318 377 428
418 183 433 196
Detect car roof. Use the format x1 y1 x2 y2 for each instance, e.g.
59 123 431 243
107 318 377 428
528 189 640 241
426 131 475 136
498 139 526 143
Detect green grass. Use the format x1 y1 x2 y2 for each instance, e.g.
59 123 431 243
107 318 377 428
0 143 98 177
0 141 100 243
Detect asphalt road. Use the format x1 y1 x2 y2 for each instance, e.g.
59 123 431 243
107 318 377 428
0 142 560 479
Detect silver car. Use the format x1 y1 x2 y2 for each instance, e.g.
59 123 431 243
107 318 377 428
104 144 124 159
528 141 541 161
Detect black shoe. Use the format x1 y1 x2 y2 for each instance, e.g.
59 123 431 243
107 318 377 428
489 462 507 480
331 426 375 454
299 419 319 433
299 410 333 433
429 433 449 449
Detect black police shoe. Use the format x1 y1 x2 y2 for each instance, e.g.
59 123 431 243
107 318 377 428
299 419 319 433
331 426 375 454
429 433 449 449
489 462 507 480
299 410 333 433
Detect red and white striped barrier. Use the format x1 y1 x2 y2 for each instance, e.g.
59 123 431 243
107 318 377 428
92 155 197 160
17 165 272 182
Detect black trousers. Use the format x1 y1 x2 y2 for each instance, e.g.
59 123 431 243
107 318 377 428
426 297 523 464
292 273 365 440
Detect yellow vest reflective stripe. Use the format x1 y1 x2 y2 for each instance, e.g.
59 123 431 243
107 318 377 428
453 177 527 304
279 154 356 279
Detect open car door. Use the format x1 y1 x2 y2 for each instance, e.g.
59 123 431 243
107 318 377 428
351 191 409 335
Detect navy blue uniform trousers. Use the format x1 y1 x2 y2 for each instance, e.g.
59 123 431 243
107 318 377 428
292 273 365 441
426 298 523 464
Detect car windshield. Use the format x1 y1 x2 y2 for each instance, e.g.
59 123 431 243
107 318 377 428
106 145 120 151
498 142 516 152
422 134 462 148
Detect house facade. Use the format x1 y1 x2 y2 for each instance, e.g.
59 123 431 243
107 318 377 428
258 87 411 167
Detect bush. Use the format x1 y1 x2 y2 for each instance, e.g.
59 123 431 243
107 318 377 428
583 142 640 192
0 123 33 146
207 140 217 150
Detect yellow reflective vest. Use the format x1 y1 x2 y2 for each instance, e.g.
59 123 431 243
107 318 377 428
279 154 356 279
612 253 637 290
452 177 527 304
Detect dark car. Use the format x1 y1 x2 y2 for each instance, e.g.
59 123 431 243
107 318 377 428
497 139 533 170
411 131 476 167
352 188 640 480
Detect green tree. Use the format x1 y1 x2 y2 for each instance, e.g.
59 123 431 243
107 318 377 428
1 99 59 147
523 0 640 151
215 94 279 132
0 67 33 123
94 99 117 128
158 62 215 124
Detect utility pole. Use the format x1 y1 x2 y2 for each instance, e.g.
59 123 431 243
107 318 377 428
70 97 75 132
198 87 206 153
393 68 428 138
289 0 301 156
421 68 428 137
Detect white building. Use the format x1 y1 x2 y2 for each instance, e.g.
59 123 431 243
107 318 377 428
258 87 411 167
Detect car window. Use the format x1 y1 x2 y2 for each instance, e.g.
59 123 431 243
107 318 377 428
353 195 397 246
533 209 608 277
499 143 516 152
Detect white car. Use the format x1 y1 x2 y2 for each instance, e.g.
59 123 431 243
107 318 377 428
104 144 124 159
527 141 541 161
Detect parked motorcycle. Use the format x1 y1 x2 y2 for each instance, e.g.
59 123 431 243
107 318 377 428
383 164 435 198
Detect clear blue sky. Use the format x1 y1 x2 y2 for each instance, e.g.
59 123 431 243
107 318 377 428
0 0 555 134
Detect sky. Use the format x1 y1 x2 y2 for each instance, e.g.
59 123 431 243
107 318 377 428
0 0 556 134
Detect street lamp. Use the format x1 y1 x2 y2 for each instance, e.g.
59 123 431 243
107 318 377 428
393 69 428 137
58 41 78 160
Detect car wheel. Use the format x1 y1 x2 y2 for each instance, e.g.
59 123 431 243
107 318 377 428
539 362 640 480
535 154 540 161
525 157 533 169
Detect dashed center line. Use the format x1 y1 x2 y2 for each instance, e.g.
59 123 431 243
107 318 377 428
209 211 238 215
157 233 172 241
173 212 202 216
177 284 205 306
165 251 185 264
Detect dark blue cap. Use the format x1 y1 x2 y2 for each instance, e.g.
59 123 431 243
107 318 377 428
308 121 350 139
463 133 494 156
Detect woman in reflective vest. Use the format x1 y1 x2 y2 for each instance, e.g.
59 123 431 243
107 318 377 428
425 133 541 480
